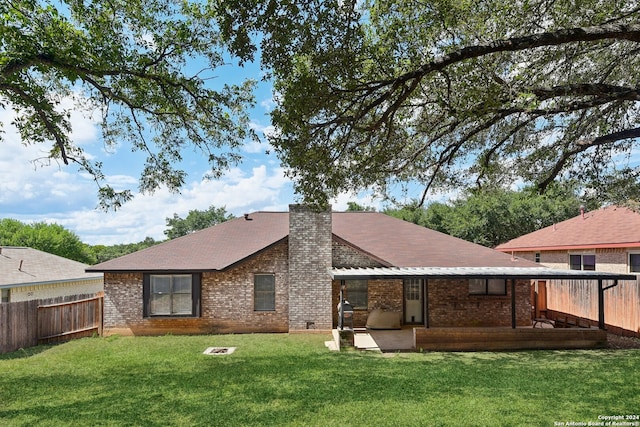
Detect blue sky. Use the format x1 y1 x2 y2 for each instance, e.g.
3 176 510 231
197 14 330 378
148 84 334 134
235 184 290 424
0 63 389 245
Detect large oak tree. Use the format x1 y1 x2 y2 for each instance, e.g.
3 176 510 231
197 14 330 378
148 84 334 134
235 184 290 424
222 0 640 207
6 1 640 210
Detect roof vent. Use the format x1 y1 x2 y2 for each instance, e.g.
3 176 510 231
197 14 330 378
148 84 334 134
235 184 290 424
244 213 252 221
580 204 585 219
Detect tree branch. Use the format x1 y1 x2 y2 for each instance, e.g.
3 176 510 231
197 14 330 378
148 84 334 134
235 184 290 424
392 23 640 87
0 82 71 164
537 126 640 192
532 83 640 100
345 23 640 127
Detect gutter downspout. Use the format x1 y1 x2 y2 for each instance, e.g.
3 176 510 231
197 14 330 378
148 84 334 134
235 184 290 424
599 279 619 330
511 279 517 329
424 278 429 329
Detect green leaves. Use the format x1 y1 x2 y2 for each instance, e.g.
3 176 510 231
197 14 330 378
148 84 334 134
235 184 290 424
164 205 234 239
385 183 590 247
259 0 640 207
1 0 255 209
0 219 95 263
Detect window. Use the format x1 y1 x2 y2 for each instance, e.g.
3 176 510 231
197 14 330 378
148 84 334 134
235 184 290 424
469 279 507 296
629 253 640 273
404 279 421 300
143 274 200 317
535 253 541 263
344 279 368 309
570 254 596 271
254 274 275 311
1 288 9 303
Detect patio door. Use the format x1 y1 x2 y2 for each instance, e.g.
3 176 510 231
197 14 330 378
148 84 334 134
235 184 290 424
404 279 423 324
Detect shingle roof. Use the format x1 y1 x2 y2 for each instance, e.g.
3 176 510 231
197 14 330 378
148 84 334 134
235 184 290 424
332 212 539 268
88 211 541 272
495 205 640 252
1 247 103 287
87 212 290 272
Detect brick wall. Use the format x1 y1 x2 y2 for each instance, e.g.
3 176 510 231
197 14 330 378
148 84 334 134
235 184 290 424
201 240 289 333
288 205 333 330
331 240 392 327
103 272 143 334
102 241 290 335
331 278 530 328
592 248 628 273
332 241 384 268
427 278 531 327
331 279 403 328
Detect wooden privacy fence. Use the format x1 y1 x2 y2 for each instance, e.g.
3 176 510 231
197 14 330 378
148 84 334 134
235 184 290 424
546 279 640 337
0 293 103 354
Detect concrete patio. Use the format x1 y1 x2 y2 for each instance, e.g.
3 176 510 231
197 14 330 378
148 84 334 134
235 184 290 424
326 328 414 352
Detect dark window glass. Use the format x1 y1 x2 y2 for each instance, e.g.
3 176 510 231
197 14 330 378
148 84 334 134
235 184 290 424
469 279 506 295
570 254 596 271
582 255 596 271
150 274 193 315
143 274 200 317
469 278 486 295
345 280 368 309
254 274 276 311
630 254 640 273
569 255 582 270
487 279 507 295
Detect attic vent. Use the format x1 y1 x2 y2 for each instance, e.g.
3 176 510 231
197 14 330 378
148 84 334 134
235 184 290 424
203 347 236 355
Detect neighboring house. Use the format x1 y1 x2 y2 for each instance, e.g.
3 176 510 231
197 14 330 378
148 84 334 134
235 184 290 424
496 205 640 336
0 246 104 303
88 205 633 346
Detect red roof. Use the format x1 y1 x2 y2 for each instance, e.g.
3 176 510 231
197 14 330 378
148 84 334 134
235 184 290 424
89 211 539 272
495 205 640 252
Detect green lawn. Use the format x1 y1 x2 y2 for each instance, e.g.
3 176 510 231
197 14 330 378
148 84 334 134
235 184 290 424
1 334 639 426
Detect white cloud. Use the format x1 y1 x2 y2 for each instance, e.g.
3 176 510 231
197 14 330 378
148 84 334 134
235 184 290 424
47 165 293 245
330 191 384 211
1 92 297 246
260 96 276 111
245 121 278 154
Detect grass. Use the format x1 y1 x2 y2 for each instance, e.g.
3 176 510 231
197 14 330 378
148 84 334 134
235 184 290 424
1 334 639 426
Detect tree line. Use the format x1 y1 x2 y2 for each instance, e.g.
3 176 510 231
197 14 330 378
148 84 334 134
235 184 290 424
0 206 234 264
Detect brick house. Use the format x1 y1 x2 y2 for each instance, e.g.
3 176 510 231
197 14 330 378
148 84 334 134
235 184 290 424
495 205 640 336
88 205 633 339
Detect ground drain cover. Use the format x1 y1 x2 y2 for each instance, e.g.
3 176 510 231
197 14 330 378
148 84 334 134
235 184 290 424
203 347 236 355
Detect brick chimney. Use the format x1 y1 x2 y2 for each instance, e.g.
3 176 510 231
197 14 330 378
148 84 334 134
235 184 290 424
288 204 333 331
